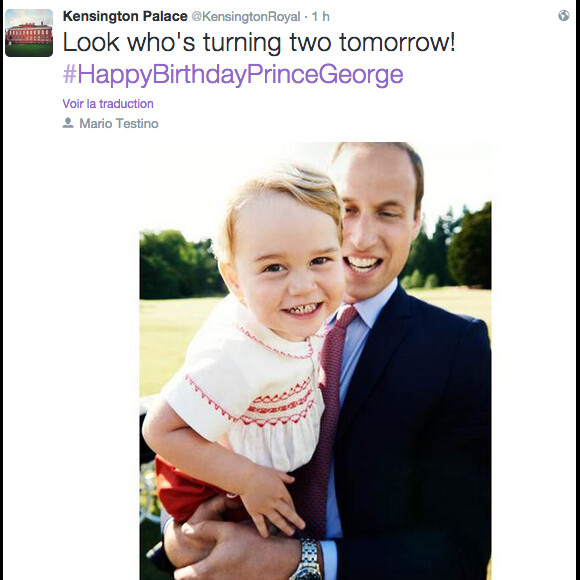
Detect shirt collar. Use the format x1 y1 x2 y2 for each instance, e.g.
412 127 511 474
348 278 399 329
230 294 316 359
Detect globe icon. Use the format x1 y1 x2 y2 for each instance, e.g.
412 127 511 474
558 10 570 21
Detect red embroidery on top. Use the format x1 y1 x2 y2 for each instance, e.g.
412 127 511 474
248 389 313 414
184 375 320 428
237 326 314 359
184 374 238 423
240 400 316 427
252 377 311 404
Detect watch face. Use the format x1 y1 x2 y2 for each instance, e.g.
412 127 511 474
295 569 321 580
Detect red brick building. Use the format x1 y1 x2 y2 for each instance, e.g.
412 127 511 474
5 22 53 45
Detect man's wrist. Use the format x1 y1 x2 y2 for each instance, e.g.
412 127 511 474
270 536 302 580
288 538 324 580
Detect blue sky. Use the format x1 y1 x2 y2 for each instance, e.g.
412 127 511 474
5 9 53 28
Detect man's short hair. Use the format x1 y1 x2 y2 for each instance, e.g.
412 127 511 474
330 142 424 210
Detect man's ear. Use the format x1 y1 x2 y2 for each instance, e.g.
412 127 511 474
412 205 422 240
218 261 244 302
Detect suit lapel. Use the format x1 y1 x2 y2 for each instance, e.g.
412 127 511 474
337 285 413 440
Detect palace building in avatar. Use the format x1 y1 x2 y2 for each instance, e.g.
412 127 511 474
5 22 53 45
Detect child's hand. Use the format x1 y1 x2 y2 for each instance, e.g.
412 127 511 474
238 464 306 538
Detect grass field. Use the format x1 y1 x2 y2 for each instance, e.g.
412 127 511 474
140 287 491 396
140 297 223 396
5 43 53 57
409 286 491 335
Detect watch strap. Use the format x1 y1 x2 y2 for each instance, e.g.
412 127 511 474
289 538 321 579
301 538 318 564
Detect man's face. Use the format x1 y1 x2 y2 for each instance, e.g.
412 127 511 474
335 146 421 303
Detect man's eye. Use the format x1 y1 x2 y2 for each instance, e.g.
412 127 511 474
379 211 399 218
311 257 329 266
264 264 284 273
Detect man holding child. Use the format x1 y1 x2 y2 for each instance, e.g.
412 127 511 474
155 142 491 580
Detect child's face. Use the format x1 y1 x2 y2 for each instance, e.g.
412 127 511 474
221 193 345 341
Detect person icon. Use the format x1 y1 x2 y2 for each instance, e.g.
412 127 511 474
63 117 73 128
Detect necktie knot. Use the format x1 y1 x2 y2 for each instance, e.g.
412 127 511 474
335 304 358 329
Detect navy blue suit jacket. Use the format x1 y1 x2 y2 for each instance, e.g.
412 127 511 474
334 285 491 579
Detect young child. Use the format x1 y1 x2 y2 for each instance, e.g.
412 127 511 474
142 166 345 538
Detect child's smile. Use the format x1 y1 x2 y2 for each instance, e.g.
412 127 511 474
220 192 345 341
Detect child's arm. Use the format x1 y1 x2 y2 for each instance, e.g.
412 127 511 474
142 397 305 538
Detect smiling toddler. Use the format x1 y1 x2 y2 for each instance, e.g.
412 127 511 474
142 166 345 537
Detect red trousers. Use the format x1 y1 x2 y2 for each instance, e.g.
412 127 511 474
155 456 248 523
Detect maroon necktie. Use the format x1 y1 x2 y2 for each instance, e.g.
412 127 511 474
292 304 358 539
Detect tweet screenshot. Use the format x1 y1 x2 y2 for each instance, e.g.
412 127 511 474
3 2 576 579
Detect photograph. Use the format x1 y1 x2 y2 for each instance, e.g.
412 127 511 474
139 141 492 579
4 8 53 57
4 2 574 578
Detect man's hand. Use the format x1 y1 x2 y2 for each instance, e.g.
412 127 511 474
174 520 301 580
164 495 244 568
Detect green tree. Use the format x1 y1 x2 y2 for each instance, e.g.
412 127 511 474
139 253 180 299
195 239 227 294
424 273 440 288
409 269 425 288
429 207 463 286
401 220 430 280
448 202 491 288
139 231 225 299
401 209 464 286
407 224 431 278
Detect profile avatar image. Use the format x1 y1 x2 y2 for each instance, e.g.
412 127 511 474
5 9 53 57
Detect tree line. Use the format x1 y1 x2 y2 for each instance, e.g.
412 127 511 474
401 201 491 290
140 202 491 299
140 230 226 299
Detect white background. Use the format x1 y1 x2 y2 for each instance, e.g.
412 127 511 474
3 1 576 578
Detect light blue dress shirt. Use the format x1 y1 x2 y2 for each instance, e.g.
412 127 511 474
320 279 398 580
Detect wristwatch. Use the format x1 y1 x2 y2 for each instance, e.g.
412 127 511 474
288 538 322 580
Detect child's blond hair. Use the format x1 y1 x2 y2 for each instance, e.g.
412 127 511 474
213 165 343 264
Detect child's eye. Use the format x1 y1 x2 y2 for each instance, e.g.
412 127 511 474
344 206 357 214
311 257 330 266
263 264 284 273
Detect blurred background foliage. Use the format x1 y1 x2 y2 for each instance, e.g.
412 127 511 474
140 201 492 301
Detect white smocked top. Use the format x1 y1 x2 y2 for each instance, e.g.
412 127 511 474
162 294 326 472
